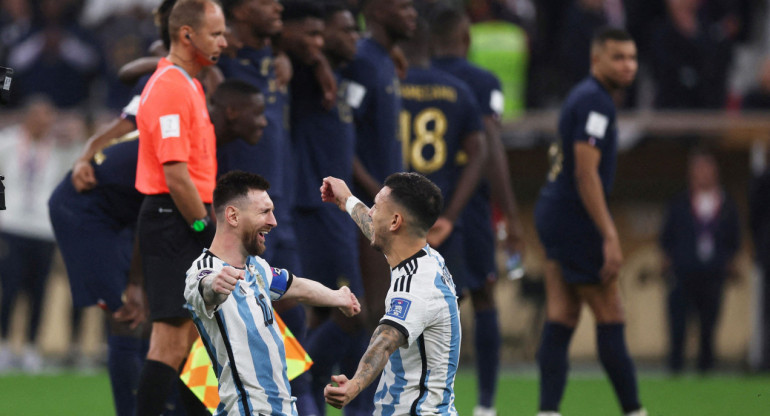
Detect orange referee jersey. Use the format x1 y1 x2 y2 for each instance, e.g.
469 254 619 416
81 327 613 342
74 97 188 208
135 58 217 202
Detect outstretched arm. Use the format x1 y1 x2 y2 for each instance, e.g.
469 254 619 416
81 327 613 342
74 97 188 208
324 324 407 408
321 176 374 242
283 277 360 317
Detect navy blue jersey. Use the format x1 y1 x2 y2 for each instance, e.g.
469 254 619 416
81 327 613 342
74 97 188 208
400 66 483 201
432 56 500 231
431 56 504 118
120 74 150 126
217 46 289 199
290 63 355 209
342 38 402 197
540 76 617 202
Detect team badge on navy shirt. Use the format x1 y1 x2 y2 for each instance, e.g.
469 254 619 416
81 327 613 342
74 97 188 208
386 298 411 320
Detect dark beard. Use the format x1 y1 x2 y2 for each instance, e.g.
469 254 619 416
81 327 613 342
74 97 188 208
244 230 265 256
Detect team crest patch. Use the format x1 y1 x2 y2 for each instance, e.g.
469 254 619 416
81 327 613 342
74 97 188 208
386 298 411 320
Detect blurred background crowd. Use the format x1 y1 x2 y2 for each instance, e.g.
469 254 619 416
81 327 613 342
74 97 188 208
0 0 769 381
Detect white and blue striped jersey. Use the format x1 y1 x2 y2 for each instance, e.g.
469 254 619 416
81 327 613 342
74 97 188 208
184 249 298 416
375 245 461 416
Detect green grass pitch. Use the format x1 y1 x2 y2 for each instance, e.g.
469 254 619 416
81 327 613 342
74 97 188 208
1 370 769 415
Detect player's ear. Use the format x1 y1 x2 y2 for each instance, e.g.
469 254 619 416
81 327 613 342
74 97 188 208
225 204 239 226
225 105 239 121
390 212 403 232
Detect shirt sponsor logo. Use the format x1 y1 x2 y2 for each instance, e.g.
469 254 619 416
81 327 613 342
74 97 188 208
386 297 411 320
347 81 366 109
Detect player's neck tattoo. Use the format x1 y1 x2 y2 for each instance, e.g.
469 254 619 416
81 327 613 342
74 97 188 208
351 203 374 241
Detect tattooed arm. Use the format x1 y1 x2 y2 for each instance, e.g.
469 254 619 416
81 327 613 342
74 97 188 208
323 324 407 409
320 176 374 241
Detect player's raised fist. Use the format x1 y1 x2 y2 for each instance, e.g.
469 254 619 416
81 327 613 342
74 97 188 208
321 176 352 210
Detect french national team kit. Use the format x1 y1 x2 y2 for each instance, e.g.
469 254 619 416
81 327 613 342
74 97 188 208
375 245 461 416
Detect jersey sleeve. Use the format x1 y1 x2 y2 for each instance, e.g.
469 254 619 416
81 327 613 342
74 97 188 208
121 75 152 127
478 73 504 118
380 291 430 347
142 74 195 164
268 267 294 301
568 92 615 152
458 83 485 138
342 58 376 120
184 261 221 319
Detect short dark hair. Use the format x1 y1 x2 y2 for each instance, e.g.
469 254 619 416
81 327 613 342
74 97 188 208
168 0 221 43
282 0 324 22
213 171 271 216
220 0 247 19
384 172 443 235
155 0 178 50
428 6 466 40
592 26 633 47
320 0 351 20
210 79 262 108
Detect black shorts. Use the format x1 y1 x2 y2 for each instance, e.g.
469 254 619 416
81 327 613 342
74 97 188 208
534 196 604 285
138 194 211 321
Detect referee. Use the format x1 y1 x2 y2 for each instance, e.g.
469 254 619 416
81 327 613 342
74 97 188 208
133 0 226 414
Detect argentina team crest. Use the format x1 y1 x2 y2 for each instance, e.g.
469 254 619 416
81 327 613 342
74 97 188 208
386 298 411 320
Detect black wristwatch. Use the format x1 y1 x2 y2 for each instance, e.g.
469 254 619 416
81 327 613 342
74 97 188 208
191 215 211 232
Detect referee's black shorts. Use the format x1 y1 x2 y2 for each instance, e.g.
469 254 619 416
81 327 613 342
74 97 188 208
138 194 212 321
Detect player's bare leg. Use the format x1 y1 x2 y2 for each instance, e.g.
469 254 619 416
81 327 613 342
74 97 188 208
578 278 644 415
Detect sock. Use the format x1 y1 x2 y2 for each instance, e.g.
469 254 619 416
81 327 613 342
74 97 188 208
475 310 501 408
177 378 211 416
306 320 354 415
537 322 575 412
107 335 145 416
596 323 642 413
342 330 377 416
135 359 179 416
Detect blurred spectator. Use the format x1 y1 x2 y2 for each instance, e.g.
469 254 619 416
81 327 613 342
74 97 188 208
660 149 741 373
0 97 81 373
649 0 732 109
0 0 33 62
6 0 105 108
742 57 770 110
749 145 770 371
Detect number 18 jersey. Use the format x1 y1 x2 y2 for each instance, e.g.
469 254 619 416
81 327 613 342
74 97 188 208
399 66 484 201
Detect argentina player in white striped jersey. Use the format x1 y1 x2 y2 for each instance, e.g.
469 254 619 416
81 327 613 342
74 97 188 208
184 171 360 416
321 173 461 415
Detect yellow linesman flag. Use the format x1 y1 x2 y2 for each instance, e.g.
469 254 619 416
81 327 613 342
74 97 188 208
180 312 314 413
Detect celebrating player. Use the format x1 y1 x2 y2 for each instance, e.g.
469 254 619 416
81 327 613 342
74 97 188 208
184 171 360 416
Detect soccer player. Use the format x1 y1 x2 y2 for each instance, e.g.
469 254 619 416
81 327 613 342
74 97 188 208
344 0 417 370
133 0 227 414
49 78 267 416
399 16 486 296
533 27 646 416
321 173 460 415
184 171 361 416
218 0 322 412
280 2 365 414
429 8 525 415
